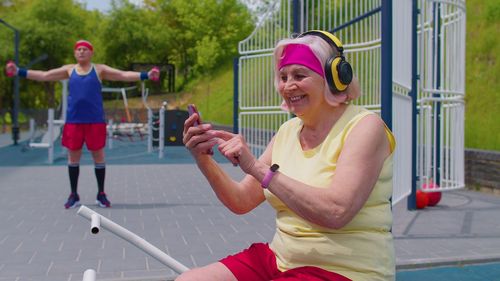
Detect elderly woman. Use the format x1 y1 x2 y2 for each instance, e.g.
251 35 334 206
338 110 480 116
181 30 395 281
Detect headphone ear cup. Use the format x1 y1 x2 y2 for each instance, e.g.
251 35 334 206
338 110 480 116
337 59 353 86
324 56 337 93
325 56 350 93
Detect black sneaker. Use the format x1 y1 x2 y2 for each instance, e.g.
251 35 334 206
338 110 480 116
64 193 80 209
96 192 111 208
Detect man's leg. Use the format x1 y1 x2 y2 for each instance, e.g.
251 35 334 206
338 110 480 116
91 148 106 193
64 149 83 208
62 124 84 209
91 149 110 207
86 123 110 208
68 149 83 193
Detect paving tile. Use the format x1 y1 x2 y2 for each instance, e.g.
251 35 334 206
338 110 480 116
1 143 500 280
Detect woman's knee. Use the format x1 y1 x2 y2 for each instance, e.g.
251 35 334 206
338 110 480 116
175 269 203 281
175 263 236 281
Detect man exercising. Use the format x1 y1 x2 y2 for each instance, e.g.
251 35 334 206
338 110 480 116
5 40 159 208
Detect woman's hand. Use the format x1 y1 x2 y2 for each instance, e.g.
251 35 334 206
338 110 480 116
212 130 258 174
183 114 218 157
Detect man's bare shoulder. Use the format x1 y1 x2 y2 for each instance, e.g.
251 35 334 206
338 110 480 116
93 64 110 71
61 64 76 70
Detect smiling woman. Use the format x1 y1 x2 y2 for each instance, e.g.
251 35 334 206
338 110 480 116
180 29 396 281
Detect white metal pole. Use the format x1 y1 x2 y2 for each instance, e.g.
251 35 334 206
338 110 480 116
107 119 113 150
29 118 35 142
48 108 54 164
90 213 100 234
147 108 153 153
61 80 68 122
159 107 165 159
82 269 96 281
77 205 189 274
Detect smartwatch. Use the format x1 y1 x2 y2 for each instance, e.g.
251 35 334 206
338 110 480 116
261 164 279 189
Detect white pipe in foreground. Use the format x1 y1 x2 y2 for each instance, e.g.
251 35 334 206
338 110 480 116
82 269 96 281
77 205 189 274
90 214 100 234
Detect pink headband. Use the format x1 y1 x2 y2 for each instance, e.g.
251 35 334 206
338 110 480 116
74 40 93 51
278 44 324 77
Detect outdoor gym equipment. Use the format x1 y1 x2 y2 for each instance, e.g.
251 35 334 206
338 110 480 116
142 82 166 158
77 205 189 275
28 108 64 163
27 80 68 163
82 269 96 281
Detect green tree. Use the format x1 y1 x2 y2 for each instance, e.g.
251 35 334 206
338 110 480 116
148 0 253 88
102 0 172 70
1 0 93 109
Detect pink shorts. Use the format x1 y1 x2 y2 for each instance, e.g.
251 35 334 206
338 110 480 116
219 243 352 281
62 123 106 151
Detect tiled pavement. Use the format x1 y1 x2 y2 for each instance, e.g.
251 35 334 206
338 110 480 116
1 136 500 281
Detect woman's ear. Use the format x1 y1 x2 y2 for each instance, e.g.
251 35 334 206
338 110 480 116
324 90 348 106
324 76 361 106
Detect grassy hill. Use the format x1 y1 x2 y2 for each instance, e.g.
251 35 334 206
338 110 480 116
464 0 499 151
109 61 235 126
119 0 499 151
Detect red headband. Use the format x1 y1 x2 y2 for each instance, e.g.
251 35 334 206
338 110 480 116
74 40 93 51
279 44 324 77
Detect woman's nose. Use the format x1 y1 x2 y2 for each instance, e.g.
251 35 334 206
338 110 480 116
284 79 297 91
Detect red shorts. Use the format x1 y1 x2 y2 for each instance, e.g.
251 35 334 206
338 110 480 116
62 123 106 151
219 243 352 281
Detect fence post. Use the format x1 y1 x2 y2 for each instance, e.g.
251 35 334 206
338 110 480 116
159 107 165 159
47 109 54 164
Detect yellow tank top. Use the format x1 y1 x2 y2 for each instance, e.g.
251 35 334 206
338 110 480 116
266 104 395 281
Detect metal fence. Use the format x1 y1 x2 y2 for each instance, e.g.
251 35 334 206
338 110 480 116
417 0 466 191
235 0 466 207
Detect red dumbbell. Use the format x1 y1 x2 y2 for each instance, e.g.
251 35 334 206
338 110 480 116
151 66 160 82
5 61 16 77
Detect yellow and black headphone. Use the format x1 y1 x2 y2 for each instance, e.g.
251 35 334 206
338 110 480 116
299 30 353 93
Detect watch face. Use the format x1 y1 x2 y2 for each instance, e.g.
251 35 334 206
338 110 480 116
270 164 280 172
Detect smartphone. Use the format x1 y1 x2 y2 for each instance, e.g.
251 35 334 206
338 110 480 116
187 104 201 126
188 104 213 155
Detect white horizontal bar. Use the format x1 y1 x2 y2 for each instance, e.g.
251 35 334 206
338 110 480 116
77 205 189 274
29 143 50 148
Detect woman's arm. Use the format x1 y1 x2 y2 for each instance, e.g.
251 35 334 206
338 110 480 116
195 156 266 214
252 114 392 229
183 114 268 214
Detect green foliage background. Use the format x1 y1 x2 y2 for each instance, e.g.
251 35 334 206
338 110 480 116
181 0 500 151
0 0 498 151
0 0 253 115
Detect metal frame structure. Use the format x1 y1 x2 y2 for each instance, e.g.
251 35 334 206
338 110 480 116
71 1 467 279
416 0 466 199
78 205 189 276
234 0 465 209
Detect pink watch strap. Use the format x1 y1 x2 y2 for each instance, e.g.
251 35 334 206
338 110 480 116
261 164 279 188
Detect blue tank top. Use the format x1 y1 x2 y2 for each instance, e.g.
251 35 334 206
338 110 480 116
66 64 105 123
